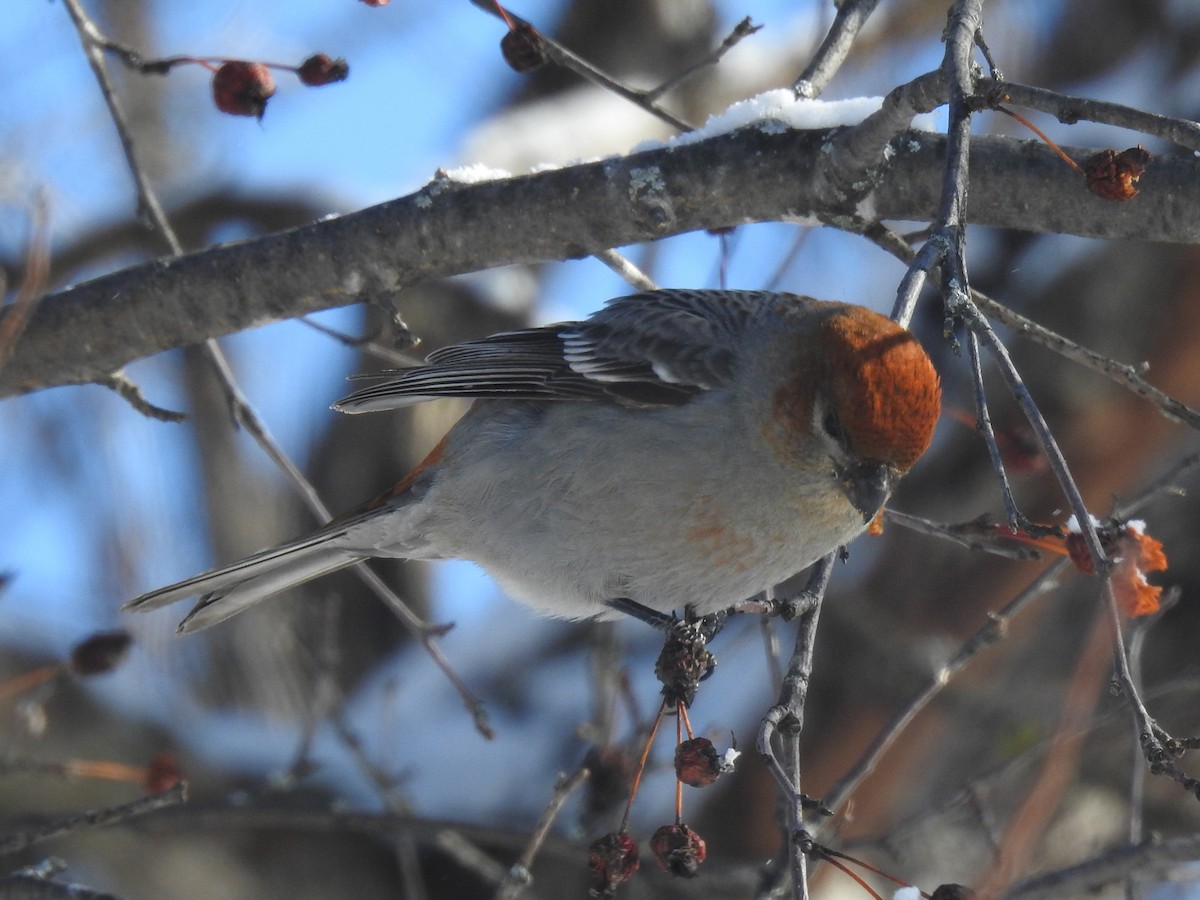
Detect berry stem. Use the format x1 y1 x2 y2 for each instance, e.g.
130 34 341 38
619 701 665 833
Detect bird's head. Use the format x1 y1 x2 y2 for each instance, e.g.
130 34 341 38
767 302 941 522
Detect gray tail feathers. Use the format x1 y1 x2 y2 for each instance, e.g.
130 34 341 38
122 529 365 633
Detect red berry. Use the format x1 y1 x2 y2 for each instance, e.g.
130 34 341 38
675 737 722 787
211 61 276 119
144 753 184 794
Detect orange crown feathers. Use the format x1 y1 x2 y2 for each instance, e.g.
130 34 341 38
824 309 941 471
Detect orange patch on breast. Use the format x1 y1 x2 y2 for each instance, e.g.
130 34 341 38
685 498 759 572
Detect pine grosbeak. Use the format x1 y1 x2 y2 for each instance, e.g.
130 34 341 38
125 289 941 631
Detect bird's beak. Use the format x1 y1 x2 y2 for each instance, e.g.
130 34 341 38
840 461 892 522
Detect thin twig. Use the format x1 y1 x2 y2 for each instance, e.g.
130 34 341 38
1106 582 1199 795
0 783 187 855
494 768 591 900
299 317 423 369
955 297 1110 573
1003 832 1200 900
966 328 1024 530
472 1 693 131
593 249 658 292
102 371 187 422
757 555 835 900
975 78 1200 151
645 16 762 102
866 223 1200 432
0 194 51 375
883 509 1043 561
793 0 882 99
970 292 1200 432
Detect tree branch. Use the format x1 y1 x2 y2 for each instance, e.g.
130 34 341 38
6 127 1200 398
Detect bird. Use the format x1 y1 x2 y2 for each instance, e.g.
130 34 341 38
124 289 941 633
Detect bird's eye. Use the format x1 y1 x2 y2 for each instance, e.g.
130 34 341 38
822 410 842 441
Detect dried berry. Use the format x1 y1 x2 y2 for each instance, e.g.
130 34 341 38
588 832 639 896
298 54 349 87
69 630 132 676
211 61 276 119
500 23 548 73
1085 146 1150 202
650 823 706 878
1063 517 1168 617
931 885 976 900
675 737 721 787
144 753 185 793
583 746 636 815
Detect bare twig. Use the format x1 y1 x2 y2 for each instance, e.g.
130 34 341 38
494 768 591 900
0 873 130 900
757 555 836 900
1003 833 1200 900
969 292 1200 432
471 2 693 131
793 0 882 99
102 371 187 422
866 223 1200 433
883 509 1043 561
299 317 423 369
975 79 1200 151
593 249 658 292
645 16 761 102
966 328 1024 530
0 783 187 855
1106 582 1199 796
0 195 51 375
955 297 1110 573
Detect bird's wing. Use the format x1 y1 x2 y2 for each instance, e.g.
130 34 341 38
334 288 779 413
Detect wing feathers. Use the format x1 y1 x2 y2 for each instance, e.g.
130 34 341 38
335 289 779 414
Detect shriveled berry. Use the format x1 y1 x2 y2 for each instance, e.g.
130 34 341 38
298 54 349 86
144 752 185 793
501 23 548 73
1085 146 1150 202
931 885 976 899
588 831 639 896
69 630 133 676
650 823 706 878
675 737 721 787
212 61 276 119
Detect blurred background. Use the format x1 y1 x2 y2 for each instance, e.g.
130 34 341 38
3 0 1200 897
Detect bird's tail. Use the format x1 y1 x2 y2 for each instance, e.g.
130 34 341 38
122 527 367 633
125 438 446 633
